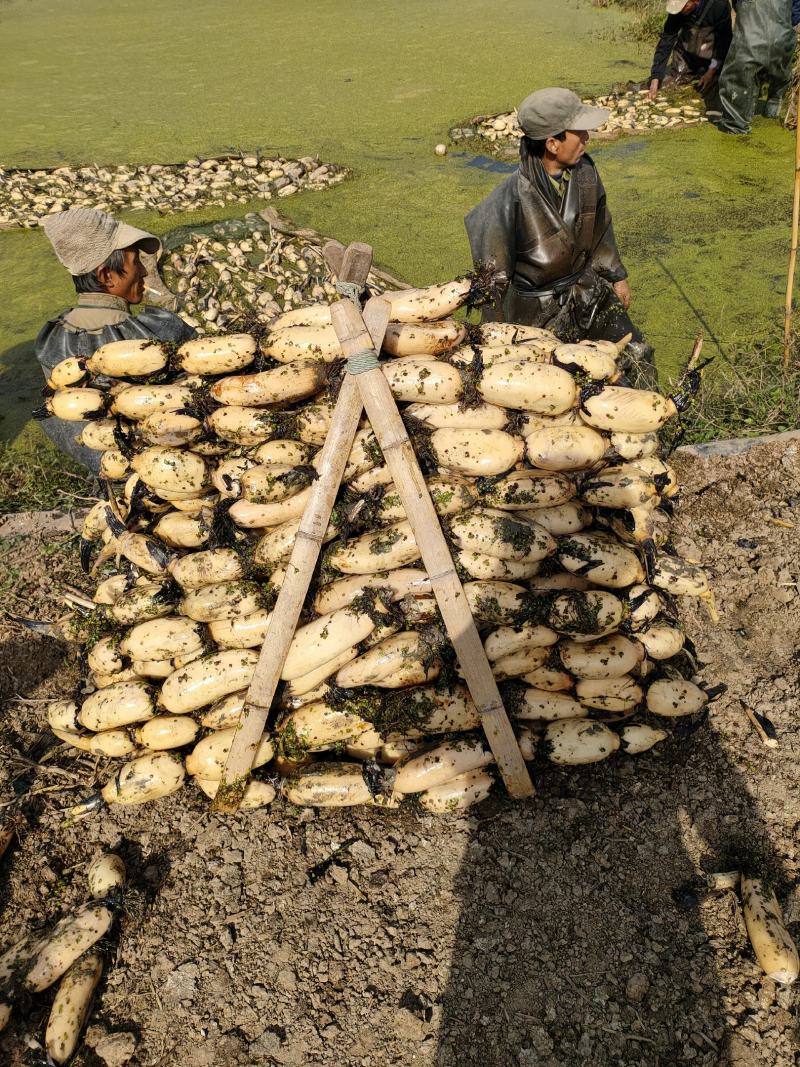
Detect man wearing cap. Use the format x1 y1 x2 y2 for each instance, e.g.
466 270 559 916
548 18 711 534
465 87 656 387
35 207 196 471
648 0 733 103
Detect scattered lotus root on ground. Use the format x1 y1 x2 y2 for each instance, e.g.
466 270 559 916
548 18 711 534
0 850 125 1060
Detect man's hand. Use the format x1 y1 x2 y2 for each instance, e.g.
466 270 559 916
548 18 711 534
648 78 660 101
696 68 717 95
613 279 631 310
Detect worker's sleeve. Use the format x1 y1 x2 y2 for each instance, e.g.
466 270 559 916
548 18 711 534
589 175 627 284
712 4 733 63
135 307 199 344
33 320 102 474
793 0 800 28
464 184 517 321
650 15 682 82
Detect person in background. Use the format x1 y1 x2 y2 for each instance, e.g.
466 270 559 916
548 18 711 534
648 0 733 105
465 88 657 388
718 0 797 134
36 208 196 471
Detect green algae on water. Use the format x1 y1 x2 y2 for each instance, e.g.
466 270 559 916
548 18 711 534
0 0 793 452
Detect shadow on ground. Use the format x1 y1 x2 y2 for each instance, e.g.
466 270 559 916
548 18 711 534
0 635 69 702
436 730 798 1067
0 340 43 444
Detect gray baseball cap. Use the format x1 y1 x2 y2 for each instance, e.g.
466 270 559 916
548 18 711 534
517 88 609 140
42 207 161 275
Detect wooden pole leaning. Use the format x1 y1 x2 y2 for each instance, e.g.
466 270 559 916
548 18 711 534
784 83 800 369
216 241 533 807
329 300 534 800
214 243 384 811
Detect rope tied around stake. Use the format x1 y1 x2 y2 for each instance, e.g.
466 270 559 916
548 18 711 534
335 280 363 303
346 349 380 375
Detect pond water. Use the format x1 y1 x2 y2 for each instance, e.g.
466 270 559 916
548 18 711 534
463 156 519 174
0 0 793 446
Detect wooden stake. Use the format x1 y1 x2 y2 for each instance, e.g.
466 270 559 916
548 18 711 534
330 300 534 799
322 240 345 277
214 247 381 812
784 83 800 369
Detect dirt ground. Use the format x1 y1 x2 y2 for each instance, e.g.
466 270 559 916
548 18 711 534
0 436 798 1067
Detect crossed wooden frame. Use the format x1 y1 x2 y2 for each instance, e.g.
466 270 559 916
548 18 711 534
215 241 534 810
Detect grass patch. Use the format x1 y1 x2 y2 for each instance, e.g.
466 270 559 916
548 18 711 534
0 430 91 513
669 331 800 444
593 0 663 42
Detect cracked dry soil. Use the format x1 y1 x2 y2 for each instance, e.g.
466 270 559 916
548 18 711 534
0 436 798 1067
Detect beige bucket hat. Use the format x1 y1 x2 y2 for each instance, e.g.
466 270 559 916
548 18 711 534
517 88 609 140
665 1 687 13
42 207 161 275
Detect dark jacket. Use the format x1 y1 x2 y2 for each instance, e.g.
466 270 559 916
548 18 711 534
34 304 196 473
794 0 800 27
464 142 626 328
650 0 733 82
719 0 795 132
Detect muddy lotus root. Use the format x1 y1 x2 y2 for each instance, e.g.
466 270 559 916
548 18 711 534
40 269 716 816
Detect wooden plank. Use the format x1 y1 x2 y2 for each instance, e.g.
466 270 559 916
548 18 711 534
0 508 88 538
214 256 386 811
329 300 534 799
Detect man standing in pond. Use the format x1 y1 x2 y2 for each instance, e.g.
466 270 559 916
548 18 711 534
36 208 197 471
717 0 797 135
648 0 733 105
465 88 656 387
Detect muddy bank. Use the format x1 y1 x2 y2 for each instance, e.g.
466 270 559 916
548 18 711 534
0 434 797 1066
